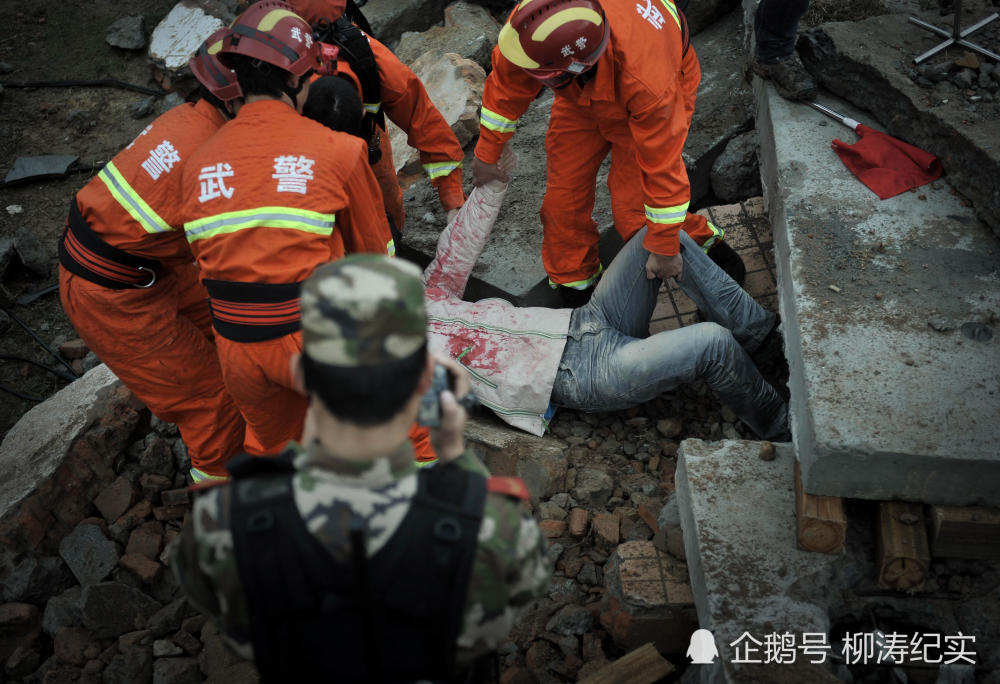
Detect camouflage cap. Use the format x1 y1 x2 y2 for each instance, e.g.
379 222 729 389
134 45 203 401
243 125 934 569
300 255 427 367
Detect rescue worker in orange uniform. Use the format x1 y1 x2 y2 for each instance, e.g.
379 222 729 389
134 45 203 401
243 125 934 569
58 29 247 483
473 0 746 305
180 2 394 456
280 0 467 236
301 74 438 463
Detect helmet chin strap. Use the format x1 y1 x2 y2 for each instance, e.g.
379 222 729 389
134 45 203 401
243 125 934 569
282 77 307 109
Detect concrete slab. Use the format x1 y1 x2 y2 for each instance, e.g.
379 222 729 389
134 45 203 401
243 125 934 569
797 15 1000 239
756 77 1000 506
675 439 853 683
0 365 120 520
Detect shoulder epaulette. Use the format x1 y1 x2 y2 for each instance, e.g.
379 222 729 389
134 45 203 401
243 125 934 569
486 475 531 501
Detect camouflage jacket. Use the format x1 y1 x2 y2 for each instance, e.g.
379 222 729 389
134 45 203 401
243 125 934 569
169 440 550 664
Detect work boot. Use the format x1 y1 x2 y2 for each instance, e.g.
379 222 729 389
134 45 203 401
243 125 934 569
751 56 818 101
706 240 746 287
557 284 596 308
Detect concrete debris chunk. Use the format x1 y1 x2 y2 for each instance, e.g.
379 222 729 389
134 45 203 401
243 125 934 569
58 523 120 587
106 15 146 51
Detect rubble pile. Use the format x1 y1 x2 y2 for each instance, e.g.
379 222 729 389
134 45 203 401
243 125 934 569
0 361 766 683
0 382 257 684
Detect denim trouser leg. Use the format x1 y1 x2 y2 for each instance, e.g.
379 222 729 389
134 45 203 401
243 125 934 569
552 229 789 439
755 0 811 62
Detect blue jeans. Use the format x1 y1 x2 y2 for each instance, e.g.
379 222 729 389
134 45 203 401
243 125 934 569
551 228 789 440
755 0 811 63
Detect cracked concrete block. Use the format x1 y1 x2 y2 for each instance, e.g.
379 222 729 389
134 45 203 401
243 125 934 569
0 365 120 522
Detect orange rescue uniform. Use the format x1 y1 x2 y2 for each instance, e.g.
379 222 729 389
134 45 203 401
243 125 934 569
289 0 466 229
476 0 721 288
181 99 393 456
59 99 246 478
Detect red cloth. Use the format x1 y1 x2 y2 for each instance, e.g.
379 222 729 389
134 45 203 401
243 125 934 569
831 124 942 200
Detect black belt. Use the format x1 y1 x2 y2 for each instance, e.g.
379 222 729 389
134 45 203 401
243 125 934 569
58 197 162 289
203 279 303 343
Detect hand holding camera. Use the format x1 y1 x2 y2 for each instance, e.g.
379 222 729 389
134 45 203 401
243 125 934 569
420 354 476 462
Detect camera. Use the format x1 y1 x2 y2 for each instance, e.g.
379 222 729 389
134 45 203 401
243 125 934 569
417 364 478 427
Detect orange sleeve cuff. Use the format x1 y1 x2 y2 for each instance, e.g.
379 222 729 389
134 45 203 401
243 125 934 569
641 222 681 257
474 135 506 165
433 171 466 211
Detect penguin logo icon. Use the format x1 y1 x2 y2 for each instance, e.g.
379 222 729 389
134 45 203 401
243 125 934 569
686 629 720 664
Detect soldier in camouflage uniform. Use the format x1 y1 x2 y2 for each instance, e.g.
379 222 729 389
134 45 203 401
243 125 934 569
170 255 550 682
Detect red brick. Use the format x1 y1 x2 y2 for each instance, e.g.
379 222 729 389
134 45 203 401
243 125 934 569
0 500 52 551
111 499 153 533
59 338 89 360
152 505 187 521
93 476 137 523
69 439 115 482
125 522 163 560
161 488 190 507
568 508 589 537
592 513 619 551
119 553 162 584
600 595 695 654
538 520 567 539
138 473 172 502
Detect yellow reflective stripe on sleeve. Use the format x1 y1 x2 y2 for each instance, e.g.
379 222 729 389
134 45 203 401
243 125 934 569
645 202 689 225
656 0 682 30
387 239 396 257
480 107 518 134
547 263 604 290
423 160 462 180
98 161 172 234
184 206 336 242
363 102 381 114
701 220 724 251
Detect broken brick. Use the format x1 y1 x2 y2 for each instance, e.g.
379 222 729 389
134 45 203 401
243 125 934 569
568 508 589 537
94 477 137 523
125 522 163 561
119 553 163 584
160 489 189 507
592 513 619 551
152 505 186 522
111 499 153 534
539 519 568 539
59 338 89 360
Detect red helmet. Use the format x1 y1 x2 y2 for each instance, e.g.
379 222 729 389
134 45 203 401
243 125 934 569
286 0 347 26
221 1 321 78
498 0 609 88
189 29 243 103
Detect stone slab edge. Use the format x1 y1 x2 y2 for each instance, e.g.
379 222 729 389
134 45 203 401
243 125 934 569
676 438 843 683
0 365 121 519
756 70 1000 506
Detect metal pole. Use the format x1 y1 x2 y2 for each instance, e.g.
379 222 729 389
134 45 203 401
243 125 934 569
909 0 1000 64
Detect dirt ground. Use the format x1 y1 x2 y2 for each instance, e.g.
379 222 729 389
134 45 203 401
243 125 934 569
0 0 179 437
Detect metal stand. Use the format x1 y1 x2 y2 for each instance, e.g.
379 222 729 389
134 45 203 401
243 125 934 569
908 0 1000 64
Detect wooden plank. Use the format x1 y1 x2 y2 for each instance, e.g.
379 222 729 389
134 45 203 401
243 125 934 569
877 501 930 593
794 459 847 554
577 643 675 684
931 505 1000 560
